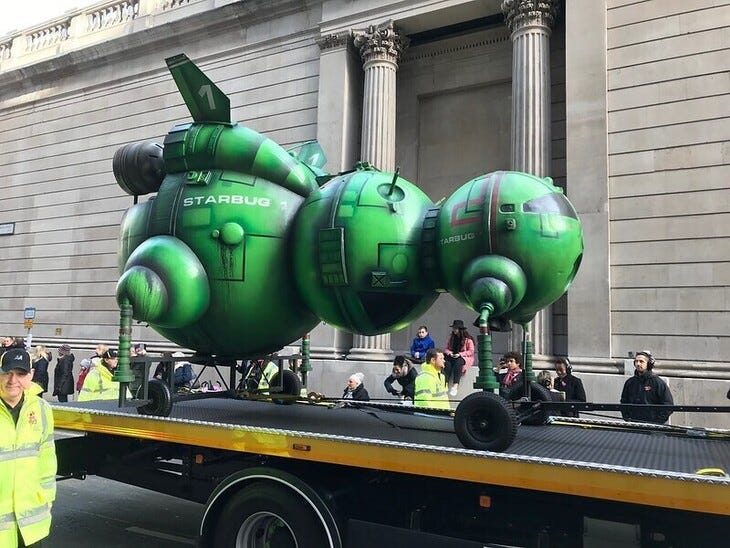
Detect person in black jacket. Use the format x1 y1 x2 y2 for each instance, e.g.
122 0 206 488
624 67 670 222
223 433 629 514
553 357 587 417
384 355 418 401
620 351 673 424
1 336 24 358
53 344 75 402
342 372 370 401
130 343 148 396
31 345 52 395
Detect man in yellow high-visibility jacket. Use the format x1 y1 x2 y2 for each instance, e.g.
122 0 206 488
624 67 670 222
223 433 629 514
0 348 57 547
78 350 125 402
414 348 450 409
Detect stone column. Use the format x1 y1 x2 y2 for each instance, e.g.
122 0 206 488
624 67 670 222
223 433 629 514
311 31 361 359
564 0 611 360
315 30 362 172
502 0 559 357
348 20 408 361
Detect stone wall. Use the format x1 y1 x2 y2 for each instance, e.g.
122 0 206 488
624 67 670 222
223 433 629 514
0 0 322 345
606 0 730 363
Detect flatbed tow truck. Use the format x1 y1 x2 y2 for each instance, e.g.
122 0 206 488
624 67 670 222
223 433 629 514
53 385 730 548
53 53 728 547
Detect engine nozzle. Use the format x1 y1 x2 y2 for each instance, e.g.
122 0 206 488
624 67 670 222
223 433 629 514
113 141 166 196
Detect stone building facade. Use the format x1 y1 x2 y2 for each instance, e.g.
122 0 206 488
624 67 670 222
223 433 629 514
1 0 728 426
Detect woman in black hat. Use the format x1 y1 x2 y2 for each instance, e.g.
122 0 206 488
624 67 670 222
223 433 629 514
443 320 475 397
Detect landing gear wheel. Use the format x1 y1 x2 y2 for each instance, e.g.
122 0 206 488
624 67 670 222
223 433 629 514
213 481 340 548
269 369 301 405
136 378 173 417
454 392 517 452
505 381 552 425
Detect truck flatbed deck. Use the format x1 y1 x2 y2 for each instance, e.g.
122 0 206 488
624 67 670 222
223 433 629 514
53 398 730 517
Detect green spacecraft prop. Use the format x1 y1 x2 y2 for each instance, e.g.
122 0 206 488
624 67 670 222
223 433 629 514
113 54 583 388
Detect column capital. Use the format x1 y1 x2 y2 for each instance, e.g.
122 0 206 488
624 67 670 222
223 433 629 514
316 30 352 52
353 20 409 68
501 0 559 34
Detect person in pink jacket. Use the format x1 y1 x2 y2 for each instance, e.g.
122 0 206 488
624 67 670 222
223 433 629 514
443 320 475 397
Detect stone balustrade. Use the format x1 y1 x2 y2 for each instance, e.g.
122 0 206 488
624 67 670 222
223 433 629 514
0 40 11 60
87 0 140 32
0 0 200 72
26 21 71 51
160 0 193 8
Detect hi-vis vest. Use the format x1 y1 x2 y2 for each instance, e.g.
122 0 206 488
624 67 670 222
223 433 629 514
0 386 56 547
248 361 279 391
414 363 450 409
78 364 119 401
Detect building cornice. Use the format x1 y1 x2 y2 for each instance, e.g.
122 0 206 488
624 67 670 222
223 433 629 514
0 0 311 90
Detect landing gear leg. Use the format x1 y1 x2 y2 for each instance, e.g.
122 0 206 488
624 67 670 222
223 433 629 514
114 298 135 406
456 304 517 452
521 322 535 398
473 305 500 391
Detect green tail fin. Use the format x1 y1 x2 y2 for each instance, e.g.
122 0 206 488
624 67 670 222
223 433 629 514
165 53 231 124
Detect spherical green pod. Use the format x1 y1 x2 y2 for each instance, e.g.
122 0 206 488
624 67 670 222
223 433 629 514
438 171 583 324
116 117 322 355
291 165 438 334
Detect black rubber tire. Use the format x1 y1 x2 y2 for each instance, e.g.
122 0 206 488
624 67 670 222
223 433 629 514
212 481 335 548
269 369 301 405
136 378 173 417
504 381 552 425
454 392 518 452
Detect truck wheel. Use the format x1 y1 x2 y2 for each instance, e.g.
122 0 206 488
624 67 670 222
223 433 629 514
269 369 301 405
505 381 551 425
454 392 517 452
137 379 173 417
213 481 337 548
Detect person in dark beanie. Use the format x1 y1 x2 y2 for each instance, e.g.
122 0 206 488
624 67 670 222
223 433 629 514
53 344 75 403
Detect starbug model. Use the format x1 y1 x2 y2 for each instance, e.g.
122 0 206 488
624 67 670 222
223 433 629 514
112 54 583 450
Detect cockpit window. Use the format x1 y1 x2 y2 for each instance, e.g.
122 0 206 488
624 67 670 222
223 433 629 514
523 193 578 219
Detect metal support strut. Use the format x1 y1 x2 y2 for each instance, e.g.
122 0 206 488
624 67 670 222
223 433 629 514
473 304 500 391
114 298 135 405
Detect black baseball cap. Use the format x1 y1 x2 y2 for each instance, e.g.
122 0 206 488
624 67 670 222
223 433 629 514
0 348 32 373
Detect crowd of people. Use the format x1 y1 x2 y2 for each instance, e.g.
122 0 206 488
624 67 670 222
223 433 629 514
0 331 713 547
0 332 699 427
0 338 179 407
387 321 678 425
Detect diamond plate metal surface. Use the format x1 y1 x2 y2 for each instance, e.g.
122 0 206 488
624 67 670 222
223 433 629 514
55 397 730 483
